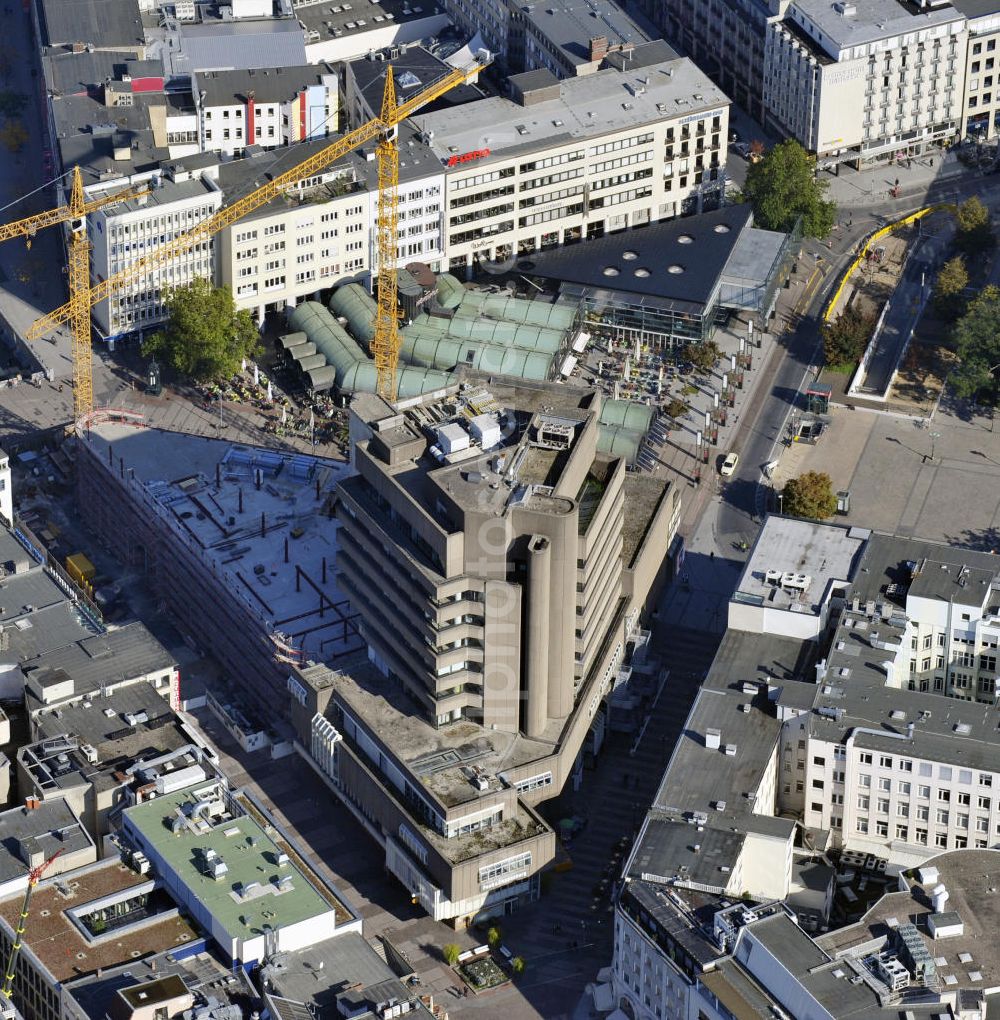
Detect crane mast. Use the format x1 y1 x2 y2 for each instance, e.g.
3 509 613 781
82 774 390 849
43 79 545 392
1 849 64 1010
0 167 148 419
372 68 401 402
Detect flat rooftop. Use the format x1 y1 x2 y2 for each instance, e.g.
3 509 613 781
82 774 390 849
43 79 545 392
318 657 551 860
37 0 144 49
651 629 815 822
850 532 1000 608
51 91 169 178
0 800 93 886
64 949 258 1020
818 849 1000 993
263 931 416 1019
518 205 752 313
734 517 869 614
951 0 1000 22
83 426 363 667
125 781 341 939
621 472 671 568
523 0 654 66
173 18 308 73
86 176 217 217
0 860 198 982
811 650 1000 775
294 0 447 48
353 382 606 542
23 621 176 709
196 63 334 106
0 585 99 663
786 0 962 55
408 56 727 167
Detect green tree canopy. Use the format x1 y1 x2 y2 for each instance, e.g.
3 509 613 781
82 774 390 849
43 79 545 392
743 140 836 238
949 284 1000 403
143 278 261 382
442 944 460 966
933 255 968 321
821 305 875 369
954 195 994 256
782 471 838 519
683 340 720 372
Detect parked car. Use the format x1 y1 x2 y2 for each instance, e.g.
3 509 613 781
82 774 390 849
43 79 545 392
720 452 739 477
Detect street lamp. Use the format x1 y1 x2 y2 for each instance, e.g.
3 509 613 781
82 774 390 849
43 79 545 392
928 431 941 464
778 492 784 515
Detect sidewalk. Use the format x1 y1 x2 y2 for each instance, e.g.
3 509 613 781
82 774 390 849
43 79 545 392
823 149 971 208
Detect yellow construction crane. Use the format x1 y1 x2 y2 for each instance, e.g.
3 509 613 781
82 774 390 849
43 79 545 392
0 847 63 1010
25 60 487 407
372 68 402 401
0 168 149 420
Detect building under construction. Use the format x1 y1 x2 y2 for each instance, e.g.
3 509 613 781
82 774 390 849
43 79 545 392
75 425 363 734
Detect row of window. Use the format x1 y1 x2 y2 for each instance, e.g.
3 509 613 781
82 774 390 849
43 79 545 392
854 817 989 848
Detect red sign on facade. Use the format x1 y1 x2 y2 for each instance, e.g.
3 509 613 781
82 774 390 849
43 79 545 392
446 148 491 167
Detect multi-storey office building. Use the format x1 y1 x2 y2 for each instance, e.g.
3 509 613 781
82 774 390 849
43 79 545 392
86 167 222 341
953 0 1000 138
299 378 680 924
337 381 678 734
408 48 730 274
764 0 967 165
214 137 445 321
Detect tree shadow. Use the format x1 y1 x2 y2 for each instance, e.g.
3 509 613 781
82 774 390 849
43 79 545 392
944 526 1000 553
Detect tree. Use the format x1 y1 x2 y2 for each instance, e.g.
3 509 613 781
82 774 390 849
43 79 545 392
486 926 502 949
443 944 461 966
511 957 525 976
143 278 261 382
782 471 838 520
821 305 875 369
949 284 1000 403
933 255 968 320
683 340 720 372
664 397 688 420
0 119 26 153
955 195 994 256
743 139 836 238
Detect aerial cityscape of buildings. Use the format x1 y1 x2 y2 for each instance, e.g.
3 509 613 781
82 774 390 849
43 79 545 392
0 0 997 1015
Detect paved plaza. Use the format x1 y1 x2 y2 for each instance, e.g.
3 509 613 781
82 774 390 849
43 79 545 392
772 402 1000 548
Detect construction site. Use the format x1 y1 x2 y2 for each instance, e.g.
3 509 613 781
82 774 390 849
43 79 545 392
74 424 360 741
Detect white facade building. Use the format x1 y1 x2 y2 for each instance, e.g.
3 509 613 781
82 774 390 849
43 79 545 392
954 0 1000 139
215 139 445 321
194 64 339 159
764 0 967 164
408 49 730 274
87 169 222 341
